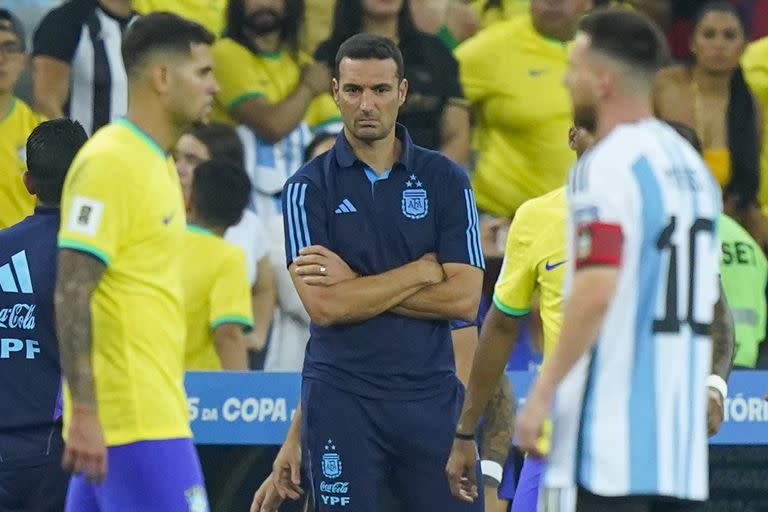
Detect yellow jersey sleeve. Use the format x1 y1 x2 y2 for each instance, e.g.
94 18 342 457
493 202 537 315
213 39 268 111
743 40 768 107
305 94 341 130
58 152 130 265
210 247 254 332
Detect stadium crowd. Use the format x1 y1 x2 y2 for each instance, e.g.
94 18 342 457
1 0 767 511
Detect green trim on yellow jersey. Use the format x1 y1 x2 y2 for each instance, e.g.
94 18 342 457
228 91 266 110
492 294 529 317
58 239 111 266
257 50 283 60
313 115 343 130
114 118 166 158
211 314 254 333
0 97 17 124
187 224 214 236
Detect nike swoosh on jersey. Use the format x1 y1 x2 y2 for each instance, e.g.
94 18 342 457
545 259 566 271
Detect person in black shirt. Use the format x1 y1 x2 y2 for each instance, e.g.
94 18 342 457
0 118 88 512
314 0 470 166
32 0 136 134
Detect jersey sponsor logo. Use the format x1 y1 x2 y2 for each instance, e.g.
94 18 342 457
402 174 428 219
184 485 209 512
320 481 349 494
334 199 357 214
529 69 547 77
0 250 33 294
67 196 104 236
0 304 36 330
545 259 566 271
321 439 342 479
0 338 40 359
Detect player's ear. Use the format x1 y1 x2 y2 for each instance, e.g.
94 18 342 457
332 78 340 104
398 78 408 106
149 58 171 94
568 127 578 151
22 172 36 197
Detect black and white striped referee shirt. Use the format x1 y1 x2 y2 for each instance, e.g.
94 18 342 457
33 0 136 134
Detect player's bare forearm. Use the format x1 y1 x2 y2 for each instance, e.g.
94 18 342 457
214 324 249 371
711 282 735 381
292 259 442 326
456 307 522 433
452 326 478 387
439 103 471 165
55 249 106 406
394 264 483 322
534 268 618 398
480 376 516 465
286 402 302 443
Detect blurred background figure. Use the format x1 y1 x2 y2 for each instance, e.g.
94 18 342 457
211 0 340 371
182 159 254 372
0 9 44 230
655 1 768 249
315 0 471 166
175 122 277 366
742 35 768 218
132 0 227 38
32 0 136 134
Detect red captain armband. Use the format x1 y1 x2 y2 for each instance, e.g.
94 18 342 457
575 222 623 269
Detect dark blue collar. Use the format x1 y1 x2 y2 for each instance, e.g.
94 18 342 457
34 206 60 216
334 123 414 172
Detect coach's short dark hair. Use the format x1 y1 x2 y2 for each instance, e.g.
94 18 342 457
186 122 245 168
191 159 251 229
26 119 88 204
334 34 404 81
578 7 671 74
122 12 214 78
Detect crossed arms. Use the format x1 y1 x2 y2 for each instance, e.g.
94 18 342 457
289 245 483 326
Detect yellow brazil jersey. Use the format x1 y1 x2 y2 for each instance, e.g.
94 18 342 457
469 0 529 28
58 118 190 446
211 37 340 129
493 186 566 454
455 15 574 217
742 38 768 210
493 187 566 358
0 98 44 229
132 0 226 37
182 225 254 370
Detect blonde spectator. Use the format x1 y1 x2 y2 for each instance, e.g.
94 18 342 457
655 1 767 248
132 0 227 37
742 36 768 214
455 0 592 221
0 9 44 229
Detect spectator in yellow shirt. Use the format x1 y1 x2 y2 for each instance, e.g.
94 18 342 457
132 0 226 37
455 0 592 232
743 36 768 214
0 9 44 229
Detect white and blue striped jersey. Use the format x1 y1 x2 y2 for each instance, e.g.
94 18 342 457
543 119 722 507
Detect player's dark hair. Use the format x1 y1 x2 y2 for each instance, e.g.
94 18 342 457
191 159 251 229
664 120 703 154
334 34 405 81
303 132 337 163
321 0 417 71
26 119 88 204
122 12 214 78
692 1 759 208
578 7 671 74
186 122 245 169
227 0 304 57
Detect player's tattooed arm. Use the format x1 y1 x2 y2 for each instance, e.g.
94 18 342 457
711 281 735 381
480 376 516 470
55 249 106 406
